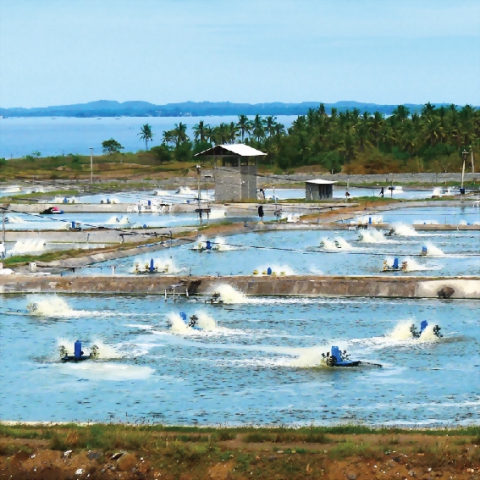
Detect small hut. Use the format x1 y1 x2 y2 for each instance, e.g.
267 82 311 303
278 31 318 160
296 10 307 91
305 179 337 200
195 144 266 202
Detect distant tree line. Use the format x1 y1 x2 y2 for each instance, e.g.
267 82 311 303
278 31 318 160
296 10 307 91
110 104 480 174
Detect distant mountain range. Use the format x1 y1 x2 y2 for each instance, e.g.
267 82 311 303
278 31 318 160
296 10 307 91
0 100 463 118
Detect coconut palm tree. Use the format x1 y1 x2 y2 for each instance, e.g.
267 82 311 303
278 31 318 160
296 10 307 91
251 115 266 143
236 114 252 142
265 116 278 138
192 120 209 143
172 122 188 147
138 124 153 150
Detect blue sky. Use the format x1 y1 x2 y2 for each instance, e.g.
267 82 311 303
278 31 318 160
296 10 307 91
1 0 479 108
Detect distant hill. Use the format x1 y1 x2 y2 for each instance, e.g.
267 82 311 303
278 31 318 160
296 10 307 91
0 100 465 118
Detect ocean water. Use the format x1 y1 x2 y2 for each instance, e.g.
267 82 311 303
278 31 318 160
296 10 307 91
0 294 478 426
0 116 297 158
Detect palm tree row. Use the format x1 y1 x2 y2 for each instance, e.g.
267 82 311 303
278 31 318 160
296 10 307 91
145 104 479 173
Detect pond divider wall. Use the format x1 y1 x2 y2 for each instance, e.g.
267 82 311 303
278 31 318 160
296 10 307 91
0 275 478 299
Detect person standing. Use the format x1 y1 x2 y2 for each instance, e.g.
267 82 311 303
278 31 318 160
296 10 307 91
0 242 5 259
380 187 384 197
258 205 264 222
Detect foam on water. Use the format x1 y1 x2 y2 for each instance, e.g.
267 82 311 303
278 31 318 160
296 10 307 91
5 215 26 223
210 284 247 304
56 362 154 381
10 239 46 255
392 223 418 236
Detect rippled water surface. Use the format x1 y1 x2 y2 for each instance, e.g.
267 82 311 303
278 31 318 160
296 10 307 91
77 227 480 277
0 294 478 426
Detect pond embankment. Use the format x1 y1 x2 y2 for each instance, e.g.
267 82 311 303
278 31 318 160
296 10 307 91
0 274 478 299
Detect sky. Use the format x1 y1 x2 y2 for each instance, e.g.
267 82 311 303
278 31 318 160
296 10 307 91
1 0 479 108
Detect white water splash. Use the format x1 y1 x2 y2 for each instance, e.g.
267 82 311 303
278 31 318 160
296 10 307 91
177 186 194 195
358 230 389 243
106 215 131 224
10 239 46 255
212 236 236 251
289 342 349 368
423 242 444 256
403 258 441 272
319 237 338 250
28 296 75 316
354 214 383 225
56 338 122 359
387 321 440 343
334 237 353 250
391 223 418 236
255 264 296 276
132 256 182 274
166 311 219 333
209 209 227 219
211 284 247 304
388 321 415 341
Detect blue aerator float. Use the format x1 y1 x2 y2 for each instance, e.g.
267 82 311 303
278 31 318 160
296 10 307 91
178 312 202 330
410 320 442 339
382 258 408 272
134 259 169 274
60 340 99 362
321 346 382 368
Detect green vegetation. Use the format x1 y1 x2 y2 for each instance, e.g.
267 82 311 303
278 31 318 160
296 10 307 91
138 123 153 150
102 138 124 155
2 104 479 182
133 103 479 174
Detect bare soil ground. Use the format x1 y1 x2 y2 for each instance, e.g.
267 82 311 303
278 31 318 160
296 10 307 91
1 427 479 480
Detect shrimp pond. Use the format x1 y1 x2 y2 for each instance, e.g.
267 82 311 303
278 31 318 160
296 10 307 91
0 294 478 426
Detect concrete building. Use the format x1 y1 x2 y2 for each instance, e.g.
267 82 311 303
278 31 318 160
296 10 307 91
305 179 337 200
195 144 266 202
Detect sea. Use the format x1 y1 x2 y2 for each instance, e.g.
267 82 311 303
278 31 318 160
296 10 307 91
0 115 298 159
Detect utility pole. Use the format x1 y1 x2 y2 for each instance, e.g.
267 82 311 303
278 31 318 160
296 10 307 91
471 147 475 174
2 209 5 245
461 149 468 193
196 164 202 224
89 147 94 185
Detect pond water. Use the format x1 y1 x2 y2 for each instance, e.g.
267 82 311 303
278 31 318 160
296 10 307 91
3 210 267 232
0 294 478 426
73 227 480 277
346 206 480 226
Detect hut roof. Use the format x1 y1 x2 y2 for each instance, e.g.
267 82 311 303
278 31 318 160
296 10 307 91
194 144 267 157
